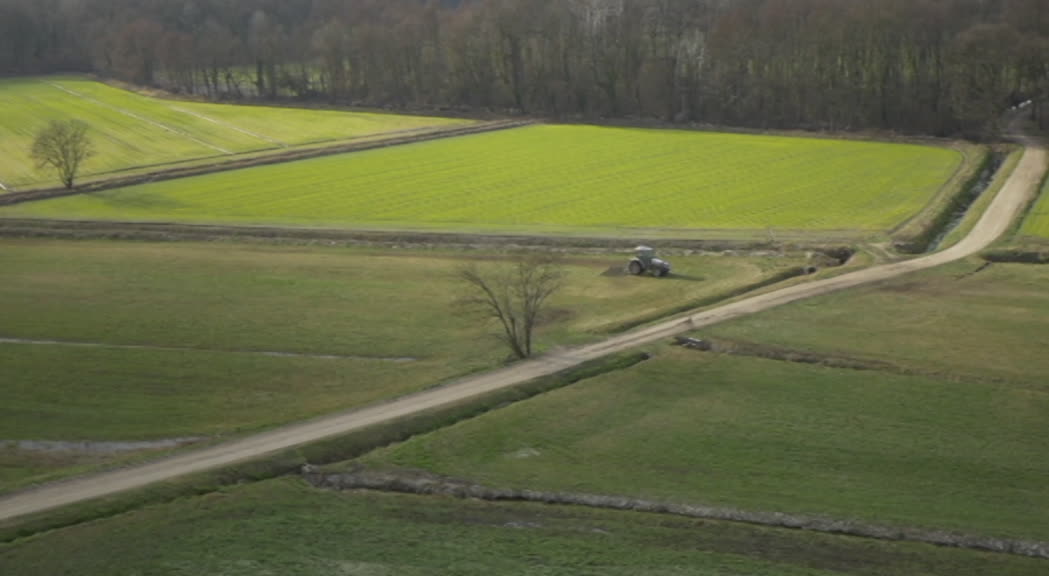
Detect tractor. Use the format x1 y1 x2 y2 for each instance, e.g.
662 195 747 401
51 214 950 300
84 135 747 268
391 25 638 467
628 245 671 277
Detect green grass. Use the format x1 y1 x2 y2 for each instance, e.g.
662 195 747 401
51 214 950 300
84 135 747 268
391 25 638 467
2 478 1044 576
705 259 1049 385
360 262 1049 540
1019 164 1049 238
362 349 1049 541
0 76 466 189
0 239 803 490
1 125 962 234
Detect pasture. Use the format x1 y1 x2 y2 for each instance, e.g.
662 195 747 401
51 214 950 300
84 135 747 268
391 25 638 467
0 239 805 492
3 478 1043 576
1 125 962 236
0 77 467 190
359 260 1049 541
705 259 1049 384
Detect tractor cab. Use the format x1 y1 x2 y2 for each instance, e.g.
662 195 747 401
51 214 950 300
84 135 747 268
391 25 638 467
628 245 671 277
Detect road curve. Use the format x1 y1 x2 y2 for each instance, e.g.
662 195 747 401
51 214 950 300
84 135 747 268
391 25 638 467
1 140 1045 523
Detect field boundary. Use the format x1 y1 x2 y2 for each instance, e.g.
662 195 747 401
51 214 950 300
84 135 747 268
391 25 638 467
0 120 531 206
0 337 416 363
981 151 1049 262
890 143 991 252
308 467 1049 560
0 217 860 254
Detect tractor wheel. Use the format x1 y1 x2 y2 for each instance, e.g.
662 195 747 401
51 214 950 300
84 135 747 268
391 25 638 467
657 268 669 277
628 260 643 275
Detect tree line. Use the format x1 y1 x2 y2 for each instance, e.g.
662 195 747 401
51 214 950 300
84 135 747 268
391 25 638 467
2 0 1048 137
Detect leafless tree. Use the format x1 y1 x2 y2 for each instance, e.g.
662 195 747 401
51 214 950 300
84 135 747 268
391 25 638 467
458 254 564 360
31 119 94 189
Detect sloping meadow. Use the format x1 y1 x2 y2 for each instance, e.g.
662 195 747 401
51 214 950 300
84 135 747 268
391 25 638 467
0 76 467 190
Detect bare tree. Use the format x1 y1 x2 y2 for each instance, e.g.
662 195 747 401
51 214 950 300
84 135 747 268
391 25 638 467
458 254 564 360
31 119 94 189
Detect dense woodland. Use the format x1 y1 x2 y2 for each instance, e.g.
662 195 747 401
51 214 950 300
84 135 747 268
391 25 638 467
2 0 1048 136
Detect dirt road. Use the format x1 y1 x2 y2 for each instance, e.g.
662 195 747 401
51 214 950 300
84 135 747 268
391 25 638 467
1 140 1045 523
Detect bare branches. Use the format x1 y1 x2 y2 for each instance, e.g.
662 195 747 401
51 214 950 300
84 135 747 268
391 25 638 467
31 120 94 189
458 254 564 359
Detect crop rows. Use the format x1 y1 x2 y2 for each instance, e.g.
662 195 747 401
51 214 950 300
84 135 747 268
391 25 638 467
4 125 960 233
0 77 465 189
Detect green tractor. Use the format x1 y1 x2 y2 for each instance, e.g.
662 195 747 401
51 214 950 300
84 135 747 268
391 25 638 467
628 245 671 277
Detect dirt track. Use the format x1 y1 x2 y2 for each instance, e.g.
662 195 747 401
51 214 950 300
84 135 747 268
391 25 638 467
0 139 1045 523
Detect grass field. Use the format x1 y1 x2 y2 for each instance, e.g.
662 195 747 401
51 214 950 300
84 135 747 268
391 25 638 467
1019 167 1049 238
359 261 1049 541
705 259 1049 384
0 239 804 492
1 125 962 234
0 76 467 190
2 478 1044 576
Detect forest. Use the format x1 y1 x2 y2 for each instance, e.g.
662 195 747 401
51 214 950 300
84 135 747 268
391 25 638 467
2 0 1048 137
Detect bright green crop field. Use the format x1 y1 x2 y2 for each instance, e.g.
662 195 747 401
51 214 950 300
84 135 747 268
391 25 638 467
0 76 466 190
4 478 1043 576
2 125 962 234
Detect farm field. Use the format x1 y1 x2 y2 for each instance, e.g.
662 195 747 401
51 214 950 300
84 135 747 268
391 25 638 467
0 239 806 492
1 125 963 236
0 76 468 190
358 260 1049 541
704 259 1049 384
2 477 1044 576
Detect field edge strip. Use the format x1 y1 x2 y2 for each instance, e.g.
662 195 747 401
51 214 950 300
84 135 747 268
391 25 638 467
0 217 860 255
0 337 416 363
308 467 1049 560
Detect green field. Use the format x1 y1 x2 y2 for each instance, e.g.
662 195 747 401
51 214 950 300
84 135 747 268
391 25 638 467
705 259 1049 384
1019 168 1049 238
2 478 1042 576
0 239 804 491
0 77 467 190
359 261 1049 541
1 125 962 234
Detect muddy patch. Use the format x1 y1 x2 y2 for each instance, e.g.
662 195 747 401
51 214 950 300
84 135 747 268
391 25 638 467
5 437 207 455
